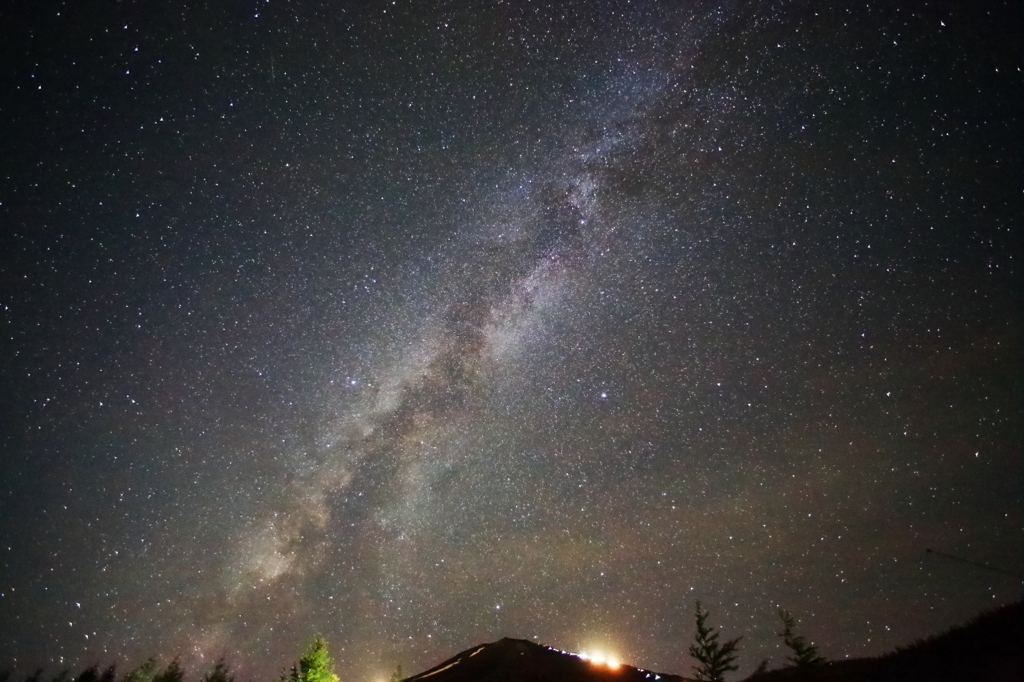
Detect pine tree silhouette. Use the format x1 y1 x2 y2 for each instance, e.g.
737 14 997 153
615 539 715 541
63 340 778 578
121 658 157 682
152 659 182 682
201 660 233 682
778 609 825 667
73 666 99 682
689 601 741 682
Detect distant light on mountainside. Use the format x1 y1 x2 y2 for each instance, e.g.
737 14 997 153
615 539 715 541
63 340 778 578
406 638 687 682
577 649 621 669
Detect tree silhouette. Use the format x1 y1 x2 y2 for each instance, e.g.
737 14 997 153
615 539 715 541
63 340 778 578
689 601 741 682
282 637 339 682
73 667 99 682
121 659 157 682
201 660 233 682
388 665 404 682
778 609 825 667
152 660 182 682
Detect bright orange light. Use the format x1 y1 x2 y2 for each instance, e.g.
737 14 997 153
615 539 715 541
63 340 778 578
575 649 621 670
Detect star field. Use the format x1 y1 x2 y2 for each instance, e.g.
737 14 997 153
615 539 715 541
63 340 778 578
1 2 1020 681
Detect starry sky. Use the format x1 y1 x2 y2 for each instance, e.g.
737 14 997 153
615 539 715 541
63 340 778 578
1 1 1020 680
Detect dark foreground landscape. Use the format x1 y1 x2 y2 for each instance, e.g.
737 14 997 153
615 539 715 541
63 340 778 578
405 638 686 682
740 601 1022 682
402 602 1021 682
1 602 1020 682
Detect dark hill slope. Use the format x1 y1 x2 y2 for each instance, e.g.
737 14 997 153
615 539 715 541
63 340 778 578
404 637 690 682
744 601 1022 682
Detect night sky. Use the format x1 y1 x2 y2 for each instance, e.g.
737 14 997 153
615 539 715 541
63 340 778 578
1 1 1020 680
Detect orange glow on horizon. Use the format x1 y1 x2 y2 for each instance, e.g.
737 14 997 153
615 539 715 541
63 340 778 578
576 649 622 671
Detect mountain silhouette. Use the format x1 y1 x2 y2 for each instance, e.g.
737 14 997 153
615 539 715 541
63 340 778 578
404 637 692 682
743 601 1022 682
401 602 1022 682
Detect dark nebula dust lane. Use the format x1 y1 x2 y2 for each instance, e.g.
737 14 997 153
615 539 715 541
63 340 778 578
1 2 1020 681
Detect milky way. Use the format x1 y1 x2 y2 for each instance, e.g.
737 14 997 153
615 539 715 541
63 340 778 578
1 2 1020 681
